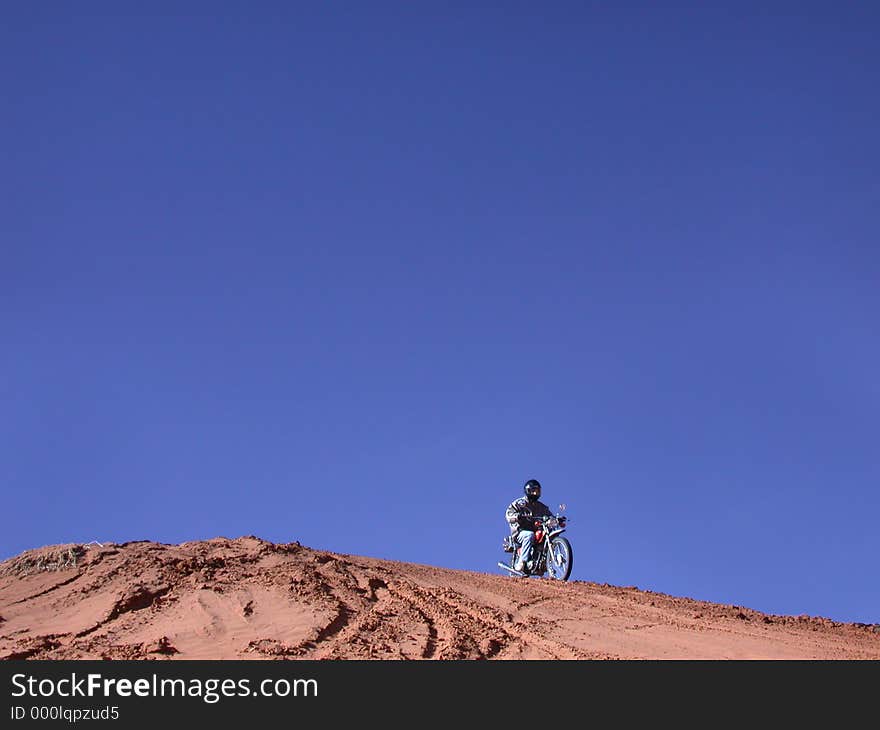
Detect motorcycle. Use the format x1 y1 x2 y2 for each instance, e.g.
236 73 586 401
497 504 573 581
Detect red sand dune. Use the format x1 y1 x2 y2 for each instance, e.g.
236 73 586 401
1 536 877 660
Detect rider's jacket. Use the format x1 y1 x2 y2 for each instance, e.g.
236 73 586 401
505 496 552 535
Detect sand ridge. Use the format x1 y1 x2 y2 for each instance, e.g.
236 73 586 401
1 536 877 660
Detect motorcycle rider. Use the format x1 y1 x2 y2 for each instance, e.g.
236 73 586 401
505 479 553 574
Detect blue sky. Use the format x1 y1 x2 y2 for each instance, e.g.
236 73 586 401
2 3 878 624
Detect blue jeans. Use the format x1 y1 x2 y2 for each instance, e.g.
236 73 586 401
515 530 536 570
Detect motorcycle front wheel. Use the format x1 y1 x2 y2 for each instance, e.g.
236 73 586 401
547 537 573 581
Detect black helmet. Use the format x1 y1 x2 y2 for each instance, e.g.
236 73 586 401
523 479 542 502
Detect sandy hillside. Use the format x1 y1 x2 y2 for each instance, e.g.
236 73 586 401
1 536 877 660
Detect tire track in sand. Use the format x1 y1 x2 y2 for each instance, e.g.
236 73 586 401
362 563 603 659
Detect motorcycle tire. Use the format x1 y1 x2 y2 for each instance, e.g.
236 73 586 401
547 537 573 581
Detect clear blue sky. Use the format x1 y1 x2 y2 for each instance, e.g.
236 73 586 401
3 3 877 624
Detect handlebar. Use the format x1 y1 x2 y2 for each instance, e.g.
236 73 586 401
519 514 567 526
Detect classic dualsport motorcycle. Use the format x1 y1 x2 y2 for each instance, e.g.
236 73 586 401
497 504 573 581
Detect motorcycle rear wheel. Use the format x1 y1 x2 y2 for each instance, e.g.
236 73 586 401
547 537 573 581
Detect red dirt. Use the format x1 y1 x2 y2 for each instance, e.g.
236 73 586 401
1 536 878 660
